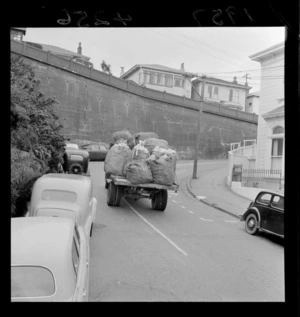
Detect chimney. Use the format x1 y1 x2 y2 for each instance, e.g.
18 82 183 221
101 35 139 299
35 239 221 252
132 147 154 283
120 67 125 76
180 63 185 72
77 42 82 55
233 76 237 84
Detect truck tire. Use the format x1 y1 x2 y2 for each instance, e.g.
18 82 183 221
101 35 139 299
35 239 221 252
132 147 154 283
114 185 124 207
69 163 83 174
151 189 168 211
105 172 110 189
107 182 117 206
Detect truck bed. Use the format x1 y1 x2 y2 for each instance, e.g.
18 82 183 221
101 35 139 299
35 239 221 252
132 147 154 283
109 175 179 192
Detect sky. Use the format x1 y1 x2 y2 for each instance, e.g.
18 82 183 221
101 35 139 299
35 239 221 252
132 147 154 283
23 27 285 93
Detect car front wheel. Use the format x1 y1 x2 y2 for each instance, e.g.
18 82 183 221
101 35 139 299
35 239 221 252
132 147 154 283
245 213 259 235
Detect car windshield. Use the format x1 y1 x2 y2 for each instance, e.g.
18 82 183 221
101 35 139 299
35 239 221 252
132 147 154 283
42 190 77 203
11 266 55 298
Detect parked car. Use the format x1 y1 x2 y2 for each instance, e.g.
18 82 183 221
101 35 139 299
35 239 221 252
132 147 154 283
65 142 79 150
81 143 108 161
240 191 284 238
62 148 90 174
28 173 97 240
11 217 89 301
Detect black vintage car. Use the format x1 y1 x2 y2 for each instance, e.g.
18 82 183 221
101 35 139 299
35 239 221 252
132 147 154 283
240 191 284 238
62 149 90 175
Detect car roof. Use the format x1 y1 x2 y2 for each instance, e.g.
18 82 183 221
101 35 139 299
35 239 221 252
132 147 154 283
11 217 74 265
35 173 91 189
255 190 284 198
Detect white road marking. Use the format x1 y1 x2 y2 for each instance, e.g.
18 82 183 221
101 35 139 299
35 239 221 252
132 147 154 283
224 220 238 223
199 217 213 222
188 210 194 214
172 200 177 203
196 196 206 200
124 200 188 256
181 206 186 209
169 192 178 196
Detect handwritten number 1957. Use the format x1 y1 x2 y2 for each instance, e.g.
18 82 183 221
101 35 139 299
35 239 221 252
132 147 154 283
194 7 253 26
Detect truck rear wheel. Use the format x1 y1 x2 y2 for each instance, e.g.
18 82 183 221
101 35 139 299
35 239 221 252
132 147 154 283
114 185 123 207
151 189 168 211
107 182 117 206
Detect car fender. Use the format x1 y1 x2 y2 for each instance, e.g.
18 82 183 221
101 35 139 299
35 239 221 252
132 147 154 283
241 207 261 227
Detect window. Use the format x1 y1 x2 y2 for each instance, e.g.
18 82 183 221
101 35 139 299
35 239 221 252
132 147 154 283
271 196 284 210
143 71 150 84
272 139 283 157
273 126 284 134
229 89 233 101
42 190 77 203
257 193 272 205
248 102 252 106
157 73 163 86
234 90 239 102
11 266 55 298
213 86 219 98
72 237 80 275
174 76 183 87
165 75 173 87
149 72 156 85
207 86 213 98
139 72 142 84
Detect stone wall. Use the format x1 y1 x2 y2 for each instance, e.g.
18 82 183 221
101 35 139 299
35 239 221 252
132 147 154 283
11 40 258 159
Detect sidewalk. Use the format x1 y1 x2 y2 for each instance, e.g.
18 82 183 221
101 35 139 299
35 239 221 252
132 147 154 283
185 167 252 220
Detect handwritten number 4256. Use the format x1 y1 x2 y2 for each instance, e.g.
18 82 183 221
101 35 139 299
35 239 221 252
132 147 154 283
57 10 132 27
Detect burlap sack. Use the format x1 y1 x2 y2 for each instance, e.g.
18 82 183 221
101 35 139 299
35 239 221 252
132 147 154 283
134 132 159 144
144 138 169 154
132 142 150 160
104 143 132 176
110 130 135 149
124 160 153 184
148 155 176 186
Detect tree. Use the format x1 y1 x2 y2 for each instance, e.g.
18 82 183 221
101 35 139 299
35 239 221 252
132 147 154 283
101 60 112 74
11 54 66 216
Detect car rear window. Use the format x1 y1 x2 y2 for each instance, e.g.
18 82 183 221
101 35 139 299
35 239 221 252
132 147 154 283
271 196 284 210
11 266 55 298
257 193 272 205
42 190 77 203
70 154 84 161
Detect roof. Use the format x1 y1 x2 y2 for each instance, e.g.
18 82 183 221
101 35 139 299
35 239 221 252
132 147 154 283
25 42 90 61
247 91 260 97
34 173 92 192
262 105 284 119
11 217 76 299
193 76 250 89
249 42 284 62
11 217 74 265
121 64 195 79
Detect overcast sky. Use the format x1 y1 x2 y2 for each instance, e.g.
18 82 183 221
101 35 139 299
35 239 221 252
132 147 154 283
24 27 285 93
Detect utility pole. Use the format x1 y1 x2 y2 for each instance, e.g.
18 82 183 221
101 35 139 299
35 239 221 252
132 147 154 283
192 75 206 179
243 73 251 86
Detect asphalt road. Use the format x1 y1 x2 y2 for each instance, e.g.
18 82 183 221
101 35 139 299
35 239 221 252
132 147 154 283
88 161 284 302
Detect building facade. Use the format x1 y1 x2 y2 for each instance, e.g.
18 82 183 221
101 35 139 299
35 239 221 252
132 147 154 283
120 63 194 98
249 42 284 173
10 28 26 41
191 76 251 111
25 41 93 68
246 92 260 115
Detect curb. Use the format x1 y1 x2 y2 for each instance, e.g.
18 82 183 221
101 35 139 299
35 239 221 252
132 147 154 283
186 178 242 220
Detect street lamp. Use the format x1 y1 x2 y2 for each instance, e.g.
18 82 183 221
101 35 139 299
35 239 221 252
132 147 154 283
192 75 206 179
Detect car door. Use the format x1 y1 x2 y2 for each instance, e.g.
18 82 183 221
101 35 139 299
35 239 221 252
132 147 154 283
255 192 273 229
265 195 284 235
73 225 89 301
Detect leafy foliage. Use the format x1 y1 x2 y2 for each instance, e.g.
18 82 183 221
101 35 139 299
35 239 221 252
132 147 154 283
11 54 66 216
101 60 111 74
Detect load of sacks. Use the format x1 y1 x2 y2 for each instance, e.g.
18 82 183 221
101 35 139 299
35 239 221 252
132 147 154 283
104 130 177 186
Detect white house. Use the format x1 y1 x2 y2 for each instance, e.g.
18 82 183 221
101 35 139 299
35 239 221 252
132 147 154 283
191 76 251 111
249 42 285 173
120 63 194 98
246 91 260 115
